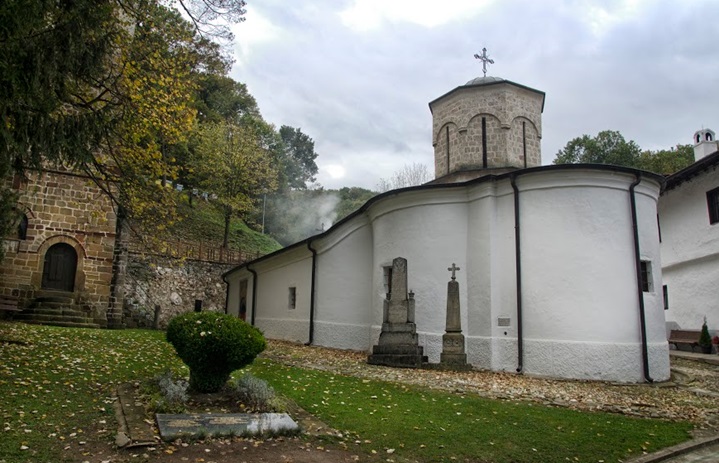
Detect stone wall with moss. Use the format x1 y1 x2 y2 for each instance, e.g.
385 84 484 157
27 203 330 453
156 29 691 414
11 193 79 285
122 254 234 328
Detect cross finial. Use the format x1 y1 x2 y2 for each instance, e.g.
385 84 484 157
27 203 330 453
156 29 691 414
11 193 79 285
448 263 461 280
473 47 494 77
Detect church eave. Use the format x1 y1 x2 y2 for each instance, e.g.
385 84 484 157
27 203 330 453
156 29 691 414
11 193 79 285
662 150 719 193
428 79 546 113
223 164 663 278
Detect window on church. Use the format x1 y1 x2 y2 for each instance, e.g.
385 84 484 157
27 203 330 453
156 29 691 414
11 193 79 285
708 187 719 224
707 133 714 141
640 261 653 292
288 287 296 310
663 285 669 310
17 213 28 240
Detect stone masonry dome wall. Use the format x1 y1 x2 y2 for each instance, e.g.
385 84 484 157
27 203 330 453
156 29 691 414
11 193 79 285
430 79 544 180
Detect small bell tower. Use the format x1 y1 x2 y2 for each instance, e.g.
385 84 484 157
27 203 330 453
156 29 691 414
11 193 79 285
693 128 718 161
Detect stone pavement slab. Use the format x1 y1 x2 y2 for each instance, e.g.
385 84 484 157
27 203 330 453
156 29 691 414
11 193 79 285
628 435 719 463
156 413 299 440
661 443 719 463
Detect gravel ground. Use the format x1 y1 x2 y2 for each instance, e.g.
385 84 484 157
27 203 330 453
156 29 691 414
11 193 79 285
261 341 719 433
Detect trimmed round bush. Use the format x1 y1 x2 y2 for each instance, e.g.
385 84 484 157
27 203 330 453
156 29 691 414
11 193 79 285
166 312 266 393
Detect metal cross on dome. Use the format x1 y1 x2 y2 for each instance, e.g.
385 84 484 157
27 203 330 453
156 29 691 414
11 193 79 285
448 263 461 280
473 47 494 77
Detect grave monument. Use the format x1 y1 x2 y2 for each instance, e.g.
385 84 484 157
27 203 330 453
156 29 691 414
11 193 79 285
367 257 427 368
439 263 468 368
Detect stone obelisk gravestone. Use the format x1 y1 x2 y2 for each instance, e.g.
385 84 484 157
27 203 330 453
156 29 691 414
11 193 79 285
440 263 468 367
368 257 427 368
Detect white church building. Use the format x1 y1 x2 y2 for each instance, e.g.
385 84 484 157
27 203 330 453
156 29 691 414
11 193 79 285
223 75 671 383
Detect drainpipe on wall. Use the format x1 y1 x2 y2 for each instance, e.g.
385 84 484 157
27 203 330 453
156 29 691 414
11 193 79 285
248 266 258 327
629 174 654 383
510 175 524 374
306 241 317 346
222 276 229 315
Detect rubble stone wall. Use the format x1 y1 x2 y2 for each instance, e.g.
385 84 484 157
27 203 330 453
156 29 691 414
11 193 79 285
122 254 233 329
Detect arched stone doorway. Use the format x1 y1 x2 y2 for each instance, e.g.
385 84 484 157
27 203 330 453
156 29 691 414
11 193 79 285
41 243 78 292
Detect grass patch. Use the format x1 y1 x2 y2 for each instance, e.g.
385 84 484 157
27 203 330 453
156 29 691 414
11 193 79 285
248 360 693 463
172 200 281 255
0 323 694 463
0 322 185 463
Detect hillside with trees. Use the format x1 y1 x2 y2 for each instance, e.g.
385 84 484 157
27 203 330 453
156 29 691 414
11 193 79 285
553 130 694 174
0 0 320 259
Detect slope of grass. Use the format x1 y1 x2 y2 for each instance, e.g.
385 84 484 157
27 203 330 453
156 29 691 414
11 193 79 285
171 199 281 255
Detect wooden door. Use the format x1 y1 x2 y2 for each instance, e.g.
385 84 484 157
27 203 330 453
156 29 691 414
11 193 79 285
41 243 77 292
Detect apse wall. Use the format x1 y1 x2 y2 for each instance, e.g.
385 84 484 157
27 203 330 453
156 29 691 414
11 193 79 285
515 169 668 382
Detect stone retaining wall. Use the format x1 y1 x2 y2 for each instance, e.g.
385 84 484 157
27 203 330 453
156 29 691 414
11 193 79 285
122 254 233 329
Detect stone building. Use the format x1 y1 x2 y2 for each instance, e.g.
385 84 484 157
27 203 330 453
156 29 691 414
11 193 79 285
1 166 120 327
223 75 669 383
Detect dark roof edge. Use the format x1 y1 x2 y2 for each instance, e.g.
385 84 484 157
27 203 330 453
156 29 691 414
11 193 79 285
428 79 546 113
663 150 719 192
223 163 663 278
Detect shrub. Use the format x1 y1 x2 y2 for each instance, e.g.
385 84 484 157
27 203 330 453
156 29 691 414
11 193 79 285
225 373 282 412
699 317 712 348
150 371 189 413
166 312 266 393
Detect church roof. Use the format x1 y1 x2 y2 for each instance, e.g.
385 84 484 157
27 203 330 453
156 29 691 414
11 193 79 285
428 77 546 112
222 164 662 279
663 149 719 192
464 75 506 86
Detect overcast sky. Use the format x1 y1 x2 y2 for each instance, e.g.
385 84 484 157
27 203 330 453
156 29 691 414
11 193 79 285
229 0 719 190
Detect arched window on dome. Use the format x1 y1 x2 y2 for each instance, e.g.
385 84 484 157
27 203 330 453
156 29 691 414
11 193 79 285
707 132 714 142
696 134 701 144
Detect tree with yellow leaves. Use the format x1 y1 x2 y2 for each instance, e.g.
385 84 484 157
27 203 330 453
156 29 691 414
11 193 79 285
192 121 279 248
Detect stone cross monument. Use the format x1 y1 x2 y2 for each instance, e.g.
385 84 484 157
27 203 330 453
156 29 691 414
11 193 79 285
440 263 468 367
368 257 426 368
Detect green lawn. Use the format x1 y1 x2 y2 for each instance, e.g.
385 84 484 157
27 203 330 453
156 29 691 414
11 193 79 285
0 322 693 463
248 361 693 463
0 323 186 462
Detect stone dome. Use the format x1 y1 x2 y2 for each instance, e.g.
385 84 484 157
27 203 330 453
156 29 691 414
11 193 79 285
465 76 505 86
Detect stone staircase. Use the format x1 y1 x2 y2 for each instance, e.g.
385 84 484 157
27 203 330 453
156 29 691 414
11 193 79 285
14 290 103 329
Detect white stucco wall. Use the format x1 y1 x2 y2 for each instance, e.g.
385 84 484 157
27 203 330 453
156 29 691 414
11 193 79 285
312 217 375 350
659 169 719 334
229 247 313 344
367 189 471 363
516 170 668 382
224 166 668 383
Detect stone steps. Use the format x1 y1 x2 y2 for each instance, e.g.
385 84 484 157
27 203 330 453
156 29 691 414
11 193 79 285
15 312 97 325
15 291 103 329
20 319 101 329
21 306 89 316
33 290 75 305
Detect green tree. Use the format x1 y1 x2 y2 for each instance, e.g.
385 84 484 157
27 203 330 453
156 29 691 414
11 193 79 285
192 121 278 247
195 74 260 124
637 144 694 175
278 126 320 190
0 0 246 258
553 130 642 167
336 187 376 220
